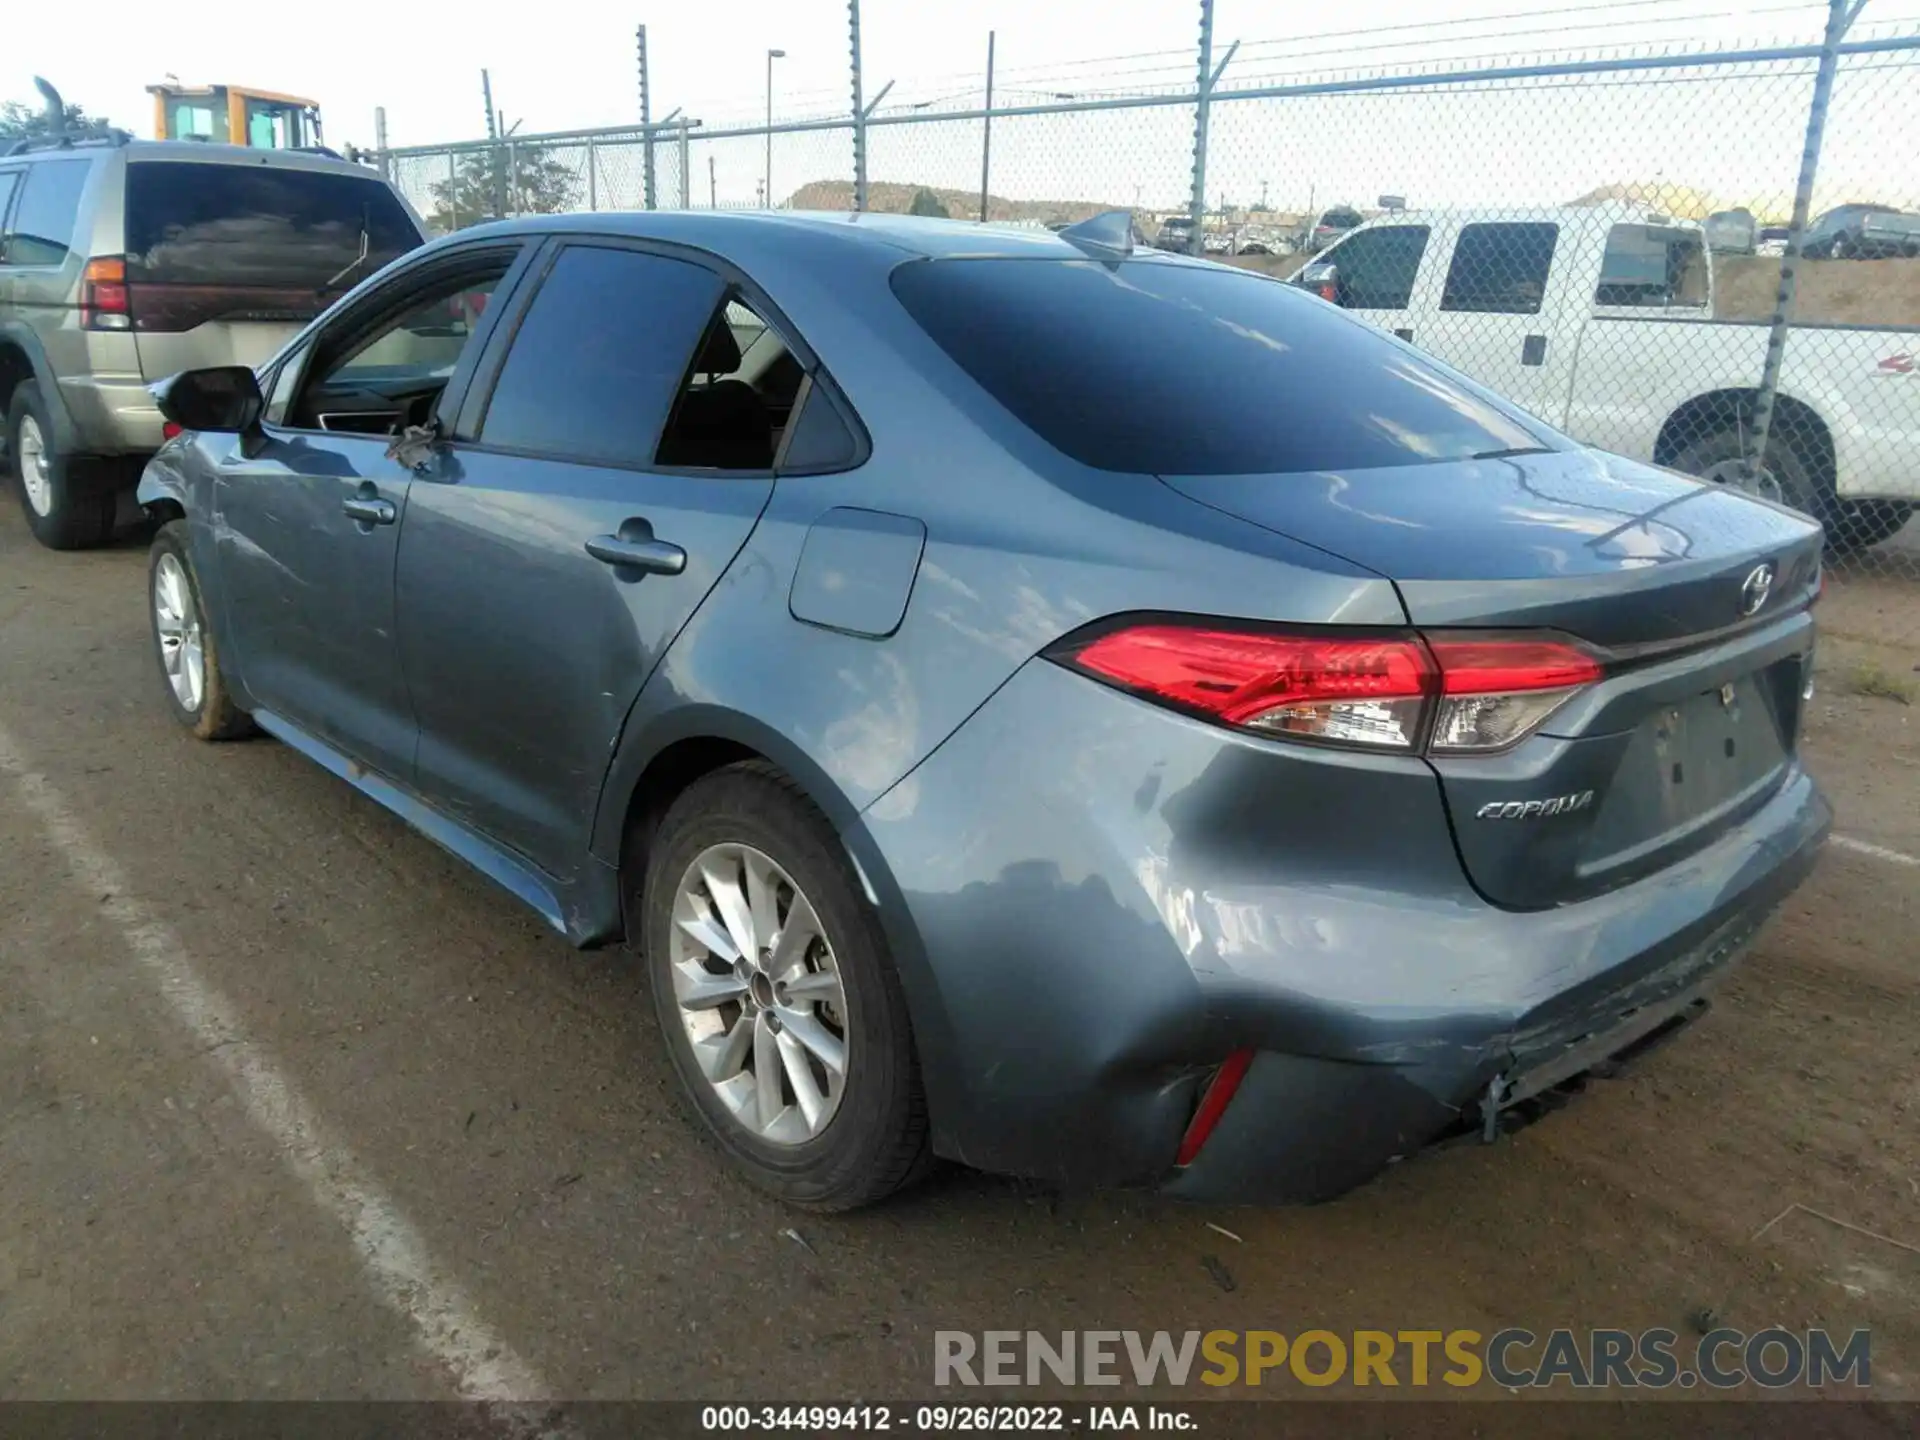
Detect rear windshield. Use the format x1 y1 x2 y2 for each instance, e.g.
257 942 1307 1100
890 258 1553 475
123 161 422 290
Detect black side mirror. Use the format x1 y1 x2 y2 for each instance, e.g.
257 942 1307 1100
151 366 264 434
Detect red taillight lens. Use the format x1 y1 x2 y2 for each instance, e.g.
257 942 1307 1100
1175 1048 1255 1168
1054 622 1603 754
1067 625 1433 749
81 257 131 331
1424 636 1602 753
162 422 183 441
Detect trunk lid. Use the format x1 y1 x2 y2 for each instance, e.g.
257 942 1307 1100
1160 448 1823 908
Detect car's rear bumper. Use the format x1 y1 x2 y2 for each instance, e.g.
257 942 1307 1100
856 659 1830 1203
57 373 165 458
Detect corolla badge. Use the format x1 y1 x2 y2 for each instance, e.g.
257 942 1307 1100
1740 562 1776 617
1476 790 1595 820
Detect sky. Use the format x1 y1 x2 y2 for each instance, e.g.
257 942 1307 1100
8 0 1919 214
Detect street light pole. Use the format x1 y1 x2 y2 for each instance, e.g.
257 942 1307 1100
765 48 786 209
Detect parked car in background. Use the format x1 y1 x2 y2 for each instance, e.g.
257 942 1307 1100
1298 204 1920 549
1303 204 1363 253
139 209 1827 1211
1801 203 1920 259
1 130 425 549
1702 207 1758 254
1153 215 1195 252
1233 222 1293 256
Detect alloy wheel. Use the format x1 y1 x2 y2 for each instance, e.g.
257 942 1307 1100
17 415 52 517
153 552 206 713
1699 455 1801 511
668 842 849 1145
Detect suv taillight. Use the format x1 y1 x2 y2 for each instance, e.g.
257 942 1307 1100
1050 621 1602 755
81 257 131 331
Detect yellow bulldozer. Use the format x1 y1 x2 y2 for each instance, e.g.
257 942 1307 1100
148 81 324 150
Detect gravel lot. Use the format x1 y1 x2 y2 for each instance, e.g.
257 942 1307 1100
1 502 1915 1418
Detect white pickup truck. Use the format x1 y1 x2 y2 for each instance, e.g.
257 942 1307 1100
1296 203 1920 550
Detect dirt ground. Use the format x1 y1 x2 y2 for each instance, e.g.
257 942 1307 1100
1 503 1917 1420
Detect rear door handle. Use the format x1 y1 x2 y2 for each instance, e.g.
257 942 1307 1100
342 494 397 525
585 532 687 575
1521 334 1549 366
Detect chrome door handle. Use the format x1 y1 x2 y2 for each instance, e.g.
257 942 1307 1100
585 533 686 575
342 495 397 525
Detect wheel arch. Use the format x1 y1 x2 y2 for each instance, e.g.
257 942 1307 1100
0 324 80 454
594 703 967 1158
1653 387 1836 495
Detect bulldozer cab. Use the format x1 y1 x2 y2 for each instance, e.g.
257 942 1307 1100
149 83 323 149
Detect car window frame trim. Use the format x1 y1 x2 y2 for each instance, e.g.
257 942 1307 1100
257 237 538 444
453 230 870 481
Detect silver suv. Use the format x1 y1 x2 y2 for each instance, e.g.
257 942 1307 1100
1 132 424 548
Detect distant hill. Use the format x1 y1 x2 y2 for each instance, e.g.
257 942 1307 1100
783 178 1124 224
1569 182 1789 224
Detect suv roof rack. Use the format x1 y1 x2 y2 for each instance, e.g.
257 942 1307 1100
289 145 345 159
2 129 135 158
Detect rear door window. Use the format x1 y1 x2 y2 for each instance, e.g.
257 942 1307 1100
478 245 725 467
3 159 91 267
890 257 1552 475
1595 224 1709 308
1322 224 1429 310
123 161 421 293
1439 222 1558 314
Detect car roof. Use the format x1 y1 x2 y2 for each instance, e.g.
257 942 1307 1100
6 139 382 180
447 208 1215 265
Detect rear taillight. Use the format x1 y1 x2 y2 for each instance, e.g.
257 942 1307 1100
81 257 131 331
1052 621 1602 755
161 422 183 441
1425 637 1603 754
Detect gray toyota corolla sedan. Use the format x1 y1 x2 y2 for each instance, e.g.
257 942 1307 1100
137 209 1829 1210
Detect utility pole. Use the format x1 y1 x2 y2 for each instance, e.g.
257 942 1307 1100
766 49 787 209
979 30 996 223
850 0 866 210
1747 0 1866 492
710 154 718 209
638 24 657 211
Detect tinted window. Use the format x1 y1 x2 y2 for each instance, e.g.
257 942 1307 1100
780 386 862 471
1440 222 1557 314
1596 224 1708 308
123 162 421 291
891 258 1551 475
5 160 91 267
1325 224 1429 310
481 246 725 466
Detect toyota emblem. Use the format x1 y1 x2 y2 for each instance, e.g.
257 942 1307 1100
1739 562 1776 616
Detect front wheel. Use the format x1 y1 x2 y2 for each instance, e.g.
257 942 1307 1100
148 521 255 740
639 762 929 1210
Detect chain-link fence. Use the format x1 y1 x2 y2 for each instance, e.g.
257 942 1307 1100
374 21 1920 656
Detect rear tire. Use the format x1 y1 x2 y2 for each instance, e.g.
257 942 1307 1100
637 761 929 1211
1665 424 1911 554
8 383 117 551
148 520 255 741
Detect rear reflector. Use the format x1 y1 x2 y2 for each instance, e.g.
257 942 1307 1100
1175 1048 1255 1168
161 422 183 441
1053 621 1602 754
